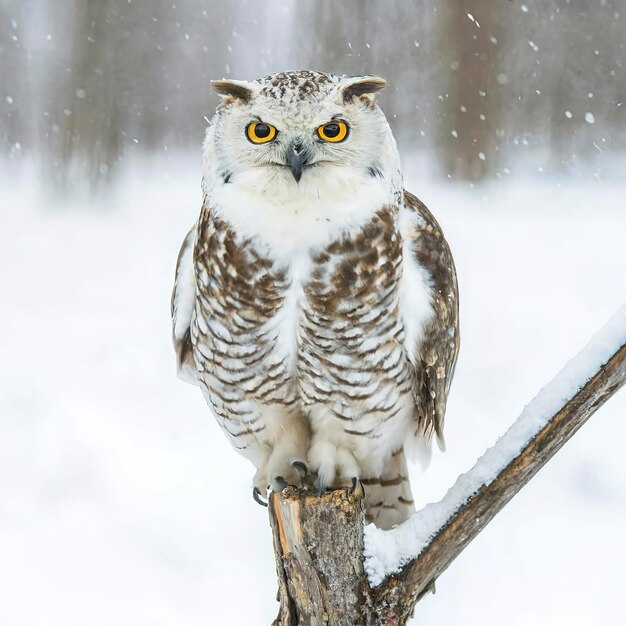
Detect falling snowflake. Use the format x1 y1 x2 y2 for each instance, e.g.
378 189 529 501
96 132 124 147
467 13 480 27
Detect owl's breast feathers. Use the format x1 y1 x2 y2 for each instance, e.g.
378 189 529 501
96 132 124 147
171 190 458 450
192 209 297 422
298 206 413 427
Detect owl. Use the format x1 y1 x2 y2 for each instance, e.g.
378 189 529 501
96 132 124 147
171 70 459 530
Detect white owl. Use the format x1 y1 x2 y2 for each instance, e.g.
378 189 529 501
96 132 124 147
172 71 458 530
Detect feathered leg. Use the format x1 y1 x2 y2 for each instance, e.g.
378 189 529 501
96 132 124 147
362 448 414 530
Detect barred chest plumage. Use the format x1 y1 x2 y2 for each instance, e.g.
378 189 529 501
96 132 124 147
191 202 415 479
171 70 459 530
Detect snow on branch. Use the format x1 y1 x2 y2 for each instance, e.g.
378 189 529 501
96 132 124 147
269 305 626 625
365 304 626 587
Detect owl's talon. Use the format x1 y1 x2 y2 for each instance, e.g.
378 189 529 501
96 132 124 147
292 460 308 478
253 487 268 507
350 477 364 498
273 475 288 491
314 477 327 495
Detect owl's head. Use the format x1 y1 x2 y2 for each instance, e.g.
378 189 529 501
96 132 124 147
203 70 400 198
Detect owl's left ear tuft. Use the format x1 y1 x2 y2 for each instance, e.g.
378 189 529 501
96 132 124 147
340 76 387 105
212 79 253 103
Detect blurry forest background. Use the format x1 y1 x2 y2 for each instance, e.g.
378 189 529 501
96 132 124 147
1 0 625 192
2 3 626 626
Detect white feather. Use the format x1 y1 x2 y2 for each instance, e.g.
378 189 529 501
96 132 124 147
398 206 435 365
172 227 199 385
172 227 196 341
210 165 394 261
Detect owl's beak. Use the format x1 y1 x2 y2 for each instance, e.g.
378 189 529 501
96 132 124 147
286 141 310 183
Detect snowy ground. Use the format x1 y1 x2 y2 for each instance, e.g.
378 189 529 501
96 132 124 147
1 158 625 625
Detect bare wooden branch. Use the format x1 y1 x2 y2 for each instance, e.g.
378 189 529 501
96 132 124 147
269 339 626 625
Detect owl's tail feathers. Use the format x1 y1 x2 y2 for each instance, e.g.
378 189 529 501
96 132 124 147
362 449 414 530
405 419 446 472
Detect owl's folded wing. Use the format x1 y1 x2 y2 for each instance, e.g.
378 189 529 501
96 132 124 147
403 190 460 450
171 224 199 385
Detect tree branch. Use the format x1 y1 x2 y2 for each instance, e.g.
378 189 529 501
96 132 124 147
270 307 626 625
373 339 626 622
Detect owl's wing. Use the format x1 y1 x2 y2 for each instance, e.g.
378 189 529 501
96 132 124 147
171 224 199 385
403 190 459 449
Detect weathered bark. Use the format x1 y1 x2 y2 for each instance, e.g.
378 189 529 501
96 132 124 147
269 340 626 625
270 488 372 626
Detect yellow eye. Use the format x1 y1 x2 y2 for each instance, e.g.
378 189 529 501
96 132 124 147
246 121 277 144
317 120 349 143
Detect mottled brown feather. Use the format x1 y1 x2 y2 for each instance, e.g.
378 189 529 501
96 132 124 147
403 190 460 443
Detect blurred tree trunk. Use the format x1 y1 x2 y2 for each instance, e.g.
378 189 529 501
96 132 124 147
42 0 125 193
439 1 502 181
0 6 28 161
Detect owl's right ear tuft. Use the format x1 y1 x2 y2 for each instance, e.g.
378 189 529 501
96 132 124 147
212 79 253 103
340 76 387 105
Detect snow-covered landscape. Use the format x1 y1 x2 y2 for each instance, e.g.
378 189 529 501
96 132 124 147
1 158 624 625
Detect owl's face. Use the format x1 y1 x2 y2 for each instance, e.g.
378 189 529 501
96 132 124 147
204 71 399 198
